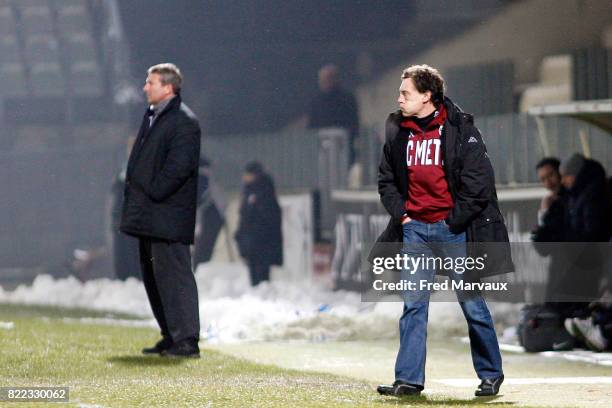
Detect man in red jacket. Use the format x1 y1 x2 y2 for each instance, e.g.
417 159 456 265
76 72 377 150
376 65 509 398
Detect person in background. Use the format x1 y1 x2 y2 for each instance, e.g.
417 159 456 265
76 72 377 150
307 64 359 165
569 293 612 352
534 157 564 226
234 162 283 286
193 157 226 266
565 174 612 351
559 154 609 313
110 168 140 280
559 154 610 243
531 157 571 306
111 136 140 280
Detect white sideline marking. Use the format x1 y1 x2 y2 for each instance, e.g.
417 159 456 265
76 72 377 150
459 337 612 367
540 351 612 367
435 377 612 387
61 317 156 328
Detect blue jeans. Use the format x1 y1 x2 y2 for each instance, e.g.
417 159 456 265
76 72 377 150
394 219 503 388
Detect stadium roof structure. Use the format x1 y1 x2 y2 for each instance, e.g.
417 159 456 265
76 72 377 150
528 99 612 135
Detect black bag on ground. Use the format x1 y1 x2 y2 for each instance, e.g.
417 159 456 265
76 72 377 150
517 304 575 352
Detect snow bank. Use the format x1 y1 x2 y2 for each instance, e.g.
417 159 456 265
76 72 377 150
0 262 515 342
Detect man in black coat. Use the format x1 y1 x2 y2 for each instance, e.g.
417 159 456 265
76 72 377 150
556 154 610 302
375 65 512 398
560 154 610 243
120 63 201 358
234 162 283 286
531 158 571 303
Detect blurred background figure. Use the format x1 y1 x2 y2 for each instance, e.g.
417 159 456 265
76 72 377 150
532 157 569 305
193 157 227 266
554 154 610 314
534 157 564 226
110 136 140 280
556 160 612 352
567 293 612 352
306 64 360 166
110 168 141 280
560 153 611 243
526 153 611 351
234 162 283 286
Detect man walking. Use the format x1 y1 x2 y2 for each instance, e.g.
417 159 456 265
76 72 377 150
375 65 513 397
120 63 201 358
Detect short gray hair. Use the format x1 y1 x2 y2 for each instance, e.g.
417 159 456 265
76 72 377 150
147 63 182 94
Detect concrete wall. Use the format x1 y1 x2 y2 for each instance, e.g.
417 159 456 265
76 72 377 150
358 0 612 127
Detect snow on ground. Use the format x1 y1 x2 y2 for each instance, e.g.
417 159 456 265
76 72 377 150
0 321 14 330
0 262 518 343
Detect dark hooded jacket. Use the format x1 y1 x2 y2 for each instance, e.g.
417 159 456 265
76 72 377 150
551 159 609 302
532 159 610 304
370 97 514 278
564 158 610 242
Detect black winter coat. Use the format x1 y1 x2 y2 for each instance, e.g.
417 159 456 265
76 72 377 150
533 160 610 243
371 97 514 278
532 188 568 245
120 96 201 244
235 173 283 266
564 158 611 242
534 159 610 301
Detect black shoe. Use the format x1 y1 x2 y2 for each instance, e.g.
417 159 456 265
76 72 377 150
162 339 200 359
475 375 504 396
142 337 173 355
377 380 422 397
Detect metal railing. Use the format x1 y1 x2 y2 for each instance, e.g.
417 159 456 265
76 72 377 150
358 113 612 187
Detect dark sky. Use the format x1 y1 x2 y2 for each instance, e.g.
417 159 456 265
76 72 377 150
118 1 415 134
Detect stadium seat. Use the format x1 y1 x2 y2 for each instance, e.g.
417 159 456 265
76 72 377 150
25 35 60 65
539 55 572 85
519 54 573 111
56 1 92 36
30 62 65 96
0 35 22 64
0 63 27 96
64 33 98 64
16 1 54 36
70 61 103 96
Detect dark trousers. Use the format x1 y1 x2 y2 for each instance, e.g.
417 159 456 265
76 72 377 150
113 232 141 280
247 259 270 286
139 237 200 343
